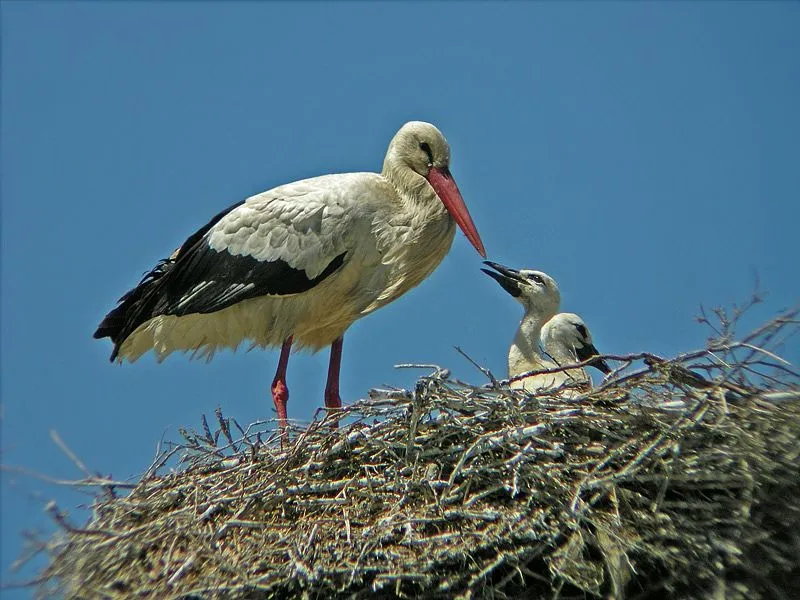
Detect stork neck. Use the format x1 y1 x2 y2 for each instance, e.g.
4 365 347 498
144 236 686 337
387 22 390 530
507 312 551 378
382 158 441 215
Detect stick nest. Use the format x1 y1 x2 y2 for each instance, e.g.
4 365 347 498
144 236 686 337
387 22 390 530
31 308 800 599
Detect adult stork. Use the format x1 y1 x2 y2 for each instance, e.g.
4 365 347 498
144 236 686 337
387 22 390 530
95 121 486 431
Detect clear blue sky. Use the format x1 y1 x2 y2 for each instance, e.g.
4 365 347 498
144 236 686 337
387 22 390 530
2 2 798 592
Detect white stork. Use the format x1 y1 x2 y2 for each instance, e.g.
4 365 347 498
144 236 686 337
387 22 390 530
95 121 486 431
540 313 611 384
481 262 608 394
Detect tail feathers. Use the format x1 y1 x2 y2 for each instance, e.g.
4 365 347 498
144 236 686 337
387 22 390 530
93 306 128 361
94 259 174 361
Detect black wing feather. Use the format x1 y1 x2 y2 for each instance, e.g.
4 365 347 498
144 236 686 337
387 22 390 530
94 200 346 361
156 244 346 316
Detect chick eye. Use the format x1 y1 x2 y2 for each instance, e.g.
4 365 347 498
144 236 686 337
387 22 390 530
530 274 544 285
419 142 433 164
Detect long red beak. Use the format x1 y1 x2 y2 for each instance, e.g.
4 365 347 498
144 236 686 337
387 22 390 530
426 167 486 258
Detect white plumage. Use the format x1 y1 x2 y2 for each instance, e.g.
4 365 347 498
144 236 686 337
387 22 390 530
482 262 608 395
118 175 399 361
540 312 610 387
96 121 486 429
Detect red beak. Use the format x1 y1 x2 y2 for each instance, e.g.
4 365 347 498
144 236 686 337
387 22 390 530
426 167 486 258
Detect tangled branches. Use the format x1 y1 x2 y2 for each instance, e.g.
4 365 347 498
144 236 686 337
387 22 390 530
22 308 800 598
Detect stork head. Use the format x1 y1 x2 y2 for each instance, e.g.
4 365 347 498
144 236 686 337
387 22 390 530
481 261 561 319
541 313 611 374
384 121 486 258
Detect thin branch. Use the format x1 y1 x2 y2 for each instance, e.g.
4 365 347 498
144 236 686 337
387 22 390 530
0 464 136 489
454 345 498 386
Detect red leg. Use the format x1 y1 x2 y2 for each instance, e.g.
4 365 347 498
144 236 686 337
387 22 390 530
271 336 293 437
324 337 344 418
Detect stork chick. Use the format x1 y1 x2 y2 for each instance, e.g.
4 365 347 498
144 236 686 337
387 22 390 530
540 313 611 386
481 261 562 392
482 263 610 395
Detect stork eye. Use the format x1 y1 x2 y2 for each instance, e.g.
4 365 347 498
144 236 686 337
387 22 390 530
419 142 433 164
530 274 544 285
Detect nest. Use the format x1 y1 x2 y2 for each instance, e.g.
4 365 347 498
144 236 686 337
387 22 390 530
27 307 800 599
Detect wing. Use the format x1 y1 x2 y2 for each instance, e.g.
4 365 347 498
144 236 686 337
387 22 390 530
95 174 369 359
206 175 360 279
92 199 245 343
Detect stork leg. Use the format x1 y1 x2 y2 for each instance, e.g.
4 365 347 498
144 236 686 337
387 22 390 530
271 336 293 438
324 336 344 425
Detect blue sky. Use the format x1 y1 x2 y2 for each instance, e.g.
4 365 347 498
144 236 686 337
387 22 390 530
2 2 798 593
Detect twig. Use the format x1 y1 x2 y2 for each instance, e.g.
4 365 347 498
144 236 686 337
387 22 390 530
0 464 136 489
49 431 93 479
454 345 498 386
